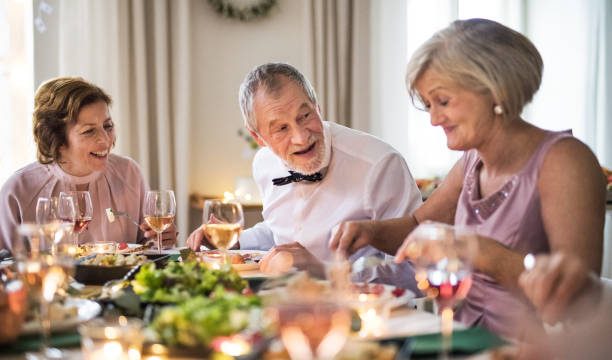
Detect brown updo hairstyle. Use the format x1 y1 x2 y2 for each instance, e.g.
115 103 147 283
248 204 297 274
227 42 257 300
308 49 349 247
33 77 112 164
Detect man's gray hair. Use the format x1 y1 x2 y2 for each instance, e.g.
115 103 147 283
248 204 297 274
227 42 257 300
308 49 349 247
239 62 318 131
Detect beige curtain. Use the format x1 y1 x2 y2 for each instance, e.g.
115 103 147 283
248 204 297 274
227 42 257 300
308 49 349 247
56 0 192 244
308 0 369 128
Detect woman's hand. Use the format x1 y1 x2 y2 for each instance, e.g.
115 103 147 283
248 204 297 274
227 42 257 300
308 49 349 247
141 222 177 249
518 252 599 324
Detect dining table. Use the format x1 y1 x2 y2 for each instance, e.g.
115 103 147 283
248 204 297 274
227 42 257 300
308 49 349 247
1 249 507 359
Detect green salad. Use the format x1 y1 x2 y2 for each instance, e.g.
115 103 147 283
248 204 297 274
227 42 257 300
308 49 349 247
131 261 247 303
151 287 262 347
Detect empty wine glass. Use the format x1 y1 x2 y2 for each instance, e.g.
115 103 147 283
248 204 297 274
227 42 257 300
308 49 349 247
401 222 477 359
36 196 76 255
143 190 176 253
60 191 93 245
14 224 75 360
202 199 243 266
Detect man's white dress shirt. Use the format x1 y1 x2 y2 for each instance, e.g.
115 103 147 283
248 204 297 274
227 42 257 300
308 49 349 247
240 121 423 289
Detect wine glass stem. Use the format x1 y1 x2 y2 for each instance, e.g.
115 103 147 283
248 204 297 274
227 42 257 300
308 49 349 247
40 297 51 354
221 248 229 267
157 232 162 254
440 306 453 360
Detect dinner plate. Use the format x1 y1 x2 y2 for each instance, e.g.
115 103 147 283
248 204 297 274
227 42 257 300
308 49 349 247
20 298 101 335
196 250 266 272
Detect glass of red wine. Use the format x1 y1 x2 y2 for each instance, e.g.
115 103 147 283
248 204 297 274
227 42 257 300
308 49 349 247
401 221 477 359
60 191 93 246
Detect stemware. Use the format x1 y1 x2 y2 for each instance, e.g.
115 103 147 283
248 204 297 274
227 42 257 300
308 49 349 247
264 273 352 360
14 224 75 360
60 191 93 245
202 199 244 266
402 222 477 359
143 190 176 253
36 196 76 255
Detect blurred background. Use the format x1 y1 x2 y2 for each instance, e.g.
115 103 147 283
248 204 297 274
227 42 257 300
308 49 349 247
1 0 611 274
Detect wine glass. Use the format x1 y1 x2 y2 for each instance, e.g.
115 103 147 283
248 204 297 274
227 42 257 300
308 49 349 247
14 224 75 360
264 275 352 360
60 191 93 245
202 199 243 266
143 190 176 253
36 196 76 255
401 222 477 359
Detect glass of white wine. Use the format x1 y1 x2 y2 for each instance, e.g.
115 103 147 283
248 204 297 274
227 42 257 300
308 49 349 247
143 190 176 253
202 199 243 266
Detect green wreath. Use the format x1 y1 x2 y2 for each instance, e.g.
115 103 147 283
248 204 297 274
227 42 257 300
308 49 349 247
208 0 278 22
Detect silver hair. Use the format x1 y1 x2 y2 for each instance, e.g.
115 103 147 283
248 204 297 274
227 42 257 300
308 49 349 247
238 62 318 131
406 18 543 120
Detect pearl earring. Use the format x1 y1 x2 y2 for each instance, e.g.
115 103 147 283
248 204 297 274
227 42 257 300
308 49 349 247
493 105 504 115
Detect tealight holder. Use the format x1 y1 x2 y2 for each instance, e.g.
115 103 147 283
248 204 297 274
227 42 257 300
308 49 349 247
78 317 144 360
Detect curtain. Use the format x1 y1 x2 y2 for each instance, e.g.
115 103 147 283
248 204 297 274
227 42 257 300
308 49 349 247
307 0 358 127
586 0 612 278
55 0 192 244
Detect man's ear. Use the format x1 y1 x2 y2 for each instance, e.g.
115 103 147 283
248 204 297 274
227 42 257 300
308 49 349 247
248 129 266 147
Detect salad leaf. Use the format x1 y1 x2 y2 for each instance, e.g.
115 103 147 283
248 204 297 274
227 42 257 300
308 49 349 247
131 261 247 303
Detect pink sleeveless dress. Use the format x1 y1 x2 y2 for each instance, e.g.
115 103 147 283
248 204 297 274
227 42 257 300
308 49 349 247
454 130 573 338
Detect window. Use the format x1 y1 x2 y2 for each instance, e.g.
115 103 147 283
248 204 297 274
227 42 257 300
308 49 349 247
0 0 35 185
371 0 607 179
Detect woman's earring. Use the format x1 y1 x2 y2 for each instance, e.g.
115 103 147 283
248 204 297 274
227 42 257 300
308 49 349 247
493 105 504 115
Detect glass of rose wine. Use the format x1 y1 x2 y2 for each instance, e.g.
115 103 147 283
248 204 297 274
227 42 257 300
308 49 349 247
60 191 93 245
202 199 243 266
143 190 176 253
401 222 477 359
264 275 352 360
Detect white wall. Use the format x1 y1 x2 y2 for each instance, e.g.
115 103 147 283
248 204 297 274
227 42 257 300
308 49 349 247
32 0 312 198
188 0 311 197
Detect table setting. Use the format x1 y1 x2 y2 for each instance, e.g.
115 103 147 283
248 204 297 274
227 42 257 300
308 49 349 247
0 195 506 359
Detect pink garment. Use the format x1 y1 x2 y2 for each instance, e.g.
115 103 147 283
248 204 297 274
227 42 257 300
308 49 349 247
454 130 573 338
0 154 147 250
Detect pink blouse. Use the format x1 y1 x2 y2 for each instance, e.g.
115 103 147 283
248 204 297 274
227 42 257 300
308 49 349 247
454 130 573 338
0 154 147 250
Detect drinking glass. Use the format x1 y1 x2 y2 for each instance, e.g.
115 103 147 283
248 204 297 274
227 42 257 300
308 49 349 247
36 196 76 255
143 190 176 253
264 276 351 360
14 224 75 360
401 222 477 359
60 191 93 245
202 199 243 266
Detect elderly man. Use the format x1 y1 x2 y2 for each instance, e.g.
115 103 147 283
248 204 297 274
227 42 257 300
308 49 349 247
188 63 422 288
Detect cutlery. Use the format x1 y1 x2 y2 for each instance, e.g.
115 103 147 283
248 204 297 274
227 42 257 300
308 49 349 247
105 208 140 227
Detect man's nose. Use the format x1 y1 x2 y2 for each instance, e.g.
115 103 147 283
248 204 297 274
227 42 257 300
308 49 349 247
290 125 309 144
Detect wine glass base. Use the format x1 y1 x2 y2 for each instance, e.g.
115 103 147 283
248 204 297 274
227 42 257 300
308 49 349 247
25 347 64 359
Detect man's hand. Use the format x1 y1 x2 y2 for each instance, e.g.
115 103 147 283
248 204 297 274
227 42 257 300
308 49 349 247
141 222 177 249
261 242 324 277
328 220 376 257
518 252 599 324
185 225 215 251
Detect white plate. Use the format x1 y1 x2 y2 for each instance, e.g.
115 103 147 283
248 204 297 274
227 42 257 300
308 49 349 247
196 249 266 272
21 298 101 335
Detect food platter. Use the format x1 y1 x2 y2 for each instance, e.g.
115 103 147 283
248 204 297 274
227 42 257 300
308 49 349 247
20 298 101 335
74 254 170 285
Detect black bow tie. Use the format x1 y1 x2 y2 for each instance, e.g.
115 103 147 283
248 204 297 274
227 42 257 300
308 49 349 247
272 171 323 186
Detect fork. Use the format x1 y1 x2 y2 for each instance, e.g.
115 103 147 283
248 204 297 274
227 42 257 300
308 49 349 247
105 208 140 227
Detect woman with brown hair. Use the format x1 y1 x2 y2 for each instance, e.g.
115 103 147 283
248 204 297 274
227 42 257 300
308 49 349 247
0 77 175 250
